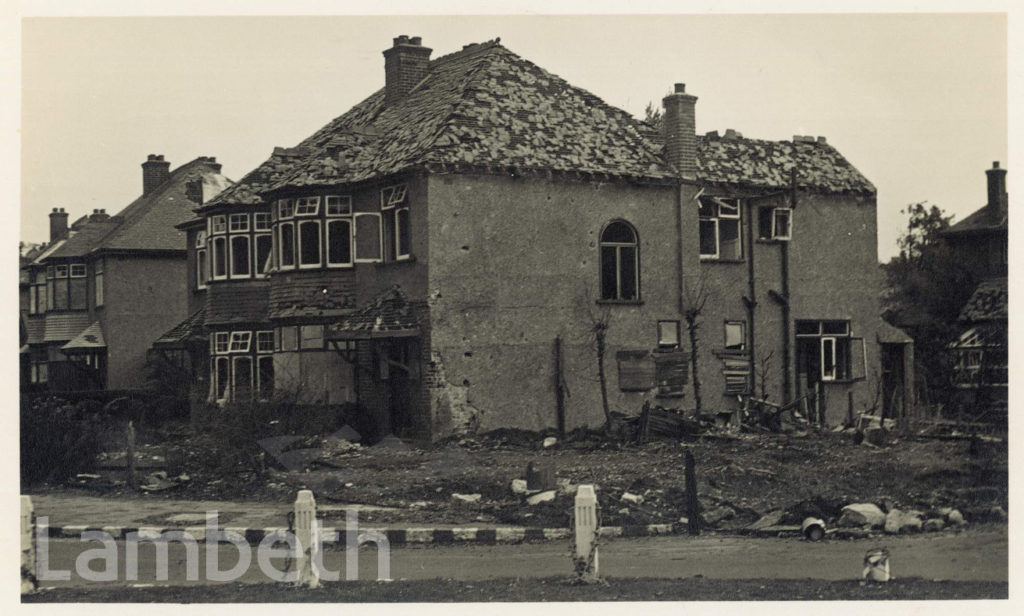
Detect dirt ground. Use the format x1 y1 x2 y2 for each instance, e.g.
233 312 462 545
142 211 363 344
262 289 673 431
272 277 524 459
24 576 1009 602
47 426 1008 529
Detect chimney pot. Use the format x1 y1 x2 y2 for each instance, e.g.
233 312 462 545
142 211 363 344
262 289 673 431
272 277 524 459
48 207 69 242
817 136 827 144
141 154 172 195
662 83 698 179
993 161 1000 169
383 35 433 107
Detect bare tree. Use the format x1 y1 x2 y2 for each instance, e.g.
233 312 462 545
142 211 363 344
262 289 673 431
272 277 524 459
755 350 775 402
681 270 710 416
577 285 615 431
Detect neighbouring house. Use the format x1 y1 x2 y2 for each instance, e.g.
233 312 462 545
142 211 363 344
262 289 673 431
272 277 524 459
941 162 1008 416
171 35 899 440
20 155 231 394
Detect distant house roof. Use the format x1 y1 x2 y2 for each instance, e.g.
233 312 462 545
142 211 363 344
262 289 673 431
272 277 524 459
209 39 872 208
327 286 420 339
44 157 232 259
959 278 1007 323
876 320 914 344
944 203 1007 236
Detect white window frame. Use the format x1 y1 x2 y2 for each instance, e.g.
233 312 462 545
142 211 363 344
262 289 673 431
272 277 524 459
772 207 792 240
196 247 208 290
254 212 272 231
278 222 296 269
213 332 230 354
211 215 227 234
278 199 295 220
254 233 273 277
196 229 208 248
699 218 719 259
229 234 251 278
229 331 252 353
380 184 407 210
724 321 746 351
211 236 228 280
55 264 69 278
699 196 742 260
213 356 230 402
326 218 354 267
297 219 322 268
326 195 352 216
295 196 321 216
354 212 383 263
232 355 253 399
229 213 250 233
93 260 103 307
657 320 680 349
820 336 837 382
394 207 410 260
70 263 86 278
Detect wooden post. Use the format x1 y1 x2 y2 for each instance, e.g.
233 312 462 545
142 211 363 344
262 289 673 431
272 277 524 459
847 391 855 427
685 449 700 536
554 336 566 439
126 421 137 490
21 496 36 594
574 485 599 580
294 490 320 588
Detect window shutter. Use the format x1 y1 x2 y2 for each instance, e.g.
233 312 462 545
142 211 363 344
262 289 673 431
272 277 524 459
616 350 655 391
354 213 382 262
850 337 866 381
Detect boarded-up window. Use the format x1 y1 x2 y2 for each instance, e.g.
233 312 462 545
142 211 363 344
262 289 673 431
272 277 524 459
849 337 866 381
655 351 688 396
721 357 751 395
617 350 655 391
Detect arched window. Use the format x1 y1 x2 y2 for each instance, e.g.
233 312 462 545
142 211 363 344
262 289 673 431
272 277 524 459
600 221 639 301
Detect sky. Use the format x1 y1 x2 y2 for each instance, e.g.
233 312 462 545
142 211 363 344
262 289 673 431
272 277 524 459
15 10 1009 262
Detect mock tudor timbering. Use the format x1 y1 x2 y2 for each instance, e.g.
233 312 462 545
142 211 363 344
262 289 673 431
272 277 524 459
172 36 893 440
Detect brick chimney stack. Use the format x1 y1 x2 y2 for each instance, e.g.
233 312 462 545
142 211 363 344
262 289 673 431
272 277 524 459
142 154 171 195
89 208 110 223
986 161 1008 219
662 83 698 180
383 35 432 107
49 207 68 242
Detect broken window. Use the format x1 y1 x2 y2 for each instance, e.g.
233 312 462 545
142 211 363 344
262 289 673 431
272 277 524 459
354 213 382 262
230 235 250 277
278 199 294 220
724 321 746 351
279 222 295 268
327 219 353 266
658 320 680 349
699 196 742 260
211 215 227 234
599 221 639 301
298 220 322 267
295 196 320 216
795 320 864 381
229 331 252 353
254 234 272 276
381 185 410 261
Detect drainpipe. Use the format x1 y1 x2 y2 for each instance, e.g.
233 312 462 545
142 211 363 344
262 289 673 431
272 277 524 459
745 200 757 393
780 171 796 404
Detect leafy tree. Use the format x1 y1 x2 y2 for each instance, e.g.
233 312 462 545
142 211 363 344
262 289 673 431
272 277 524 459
882 202 975 405
643 101 663 131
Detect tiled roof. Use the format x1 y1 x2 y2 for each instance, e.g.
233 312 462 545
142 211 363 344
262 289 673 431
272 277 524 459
41 313 93 343
46 158 232 258
217 40 874 206
62 321 106 352
944 204 1007 235
153 307 207 347
959 278 1007 323
327 286 419 338
696 134 875 194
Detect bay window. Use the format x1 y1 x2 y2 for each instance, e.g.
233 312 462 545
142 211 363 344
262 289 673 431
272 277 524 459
298 220 322 267
255 234 272 276
230 235 250 277
327 219 353 266
279 222 295 268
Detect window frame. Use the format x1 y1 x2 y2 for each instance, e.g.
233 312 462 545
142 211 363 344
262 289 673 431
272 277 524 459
278 221 296 269
295 196 321 216
598 220 640 302
213 332 230 354
772 207 792 240
699 196 743 261
326 195 352 216
326 218 354 267
657 320 680 349
196 247 208 289
278 199 295 220
229 213 250 233
70 263 87 278
254 233 273 277
353 212 383 263
211 215 227 234
724 320 747 352
228 331 252 353
229 234 251 278
254 212 272 231
297 219 323 269
211 236 228 280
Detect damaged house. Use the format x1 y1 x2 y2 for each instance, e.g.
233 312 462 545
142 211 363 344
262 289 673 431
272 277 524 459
941 162 1008 414
21 155 231 393
171 35 902 439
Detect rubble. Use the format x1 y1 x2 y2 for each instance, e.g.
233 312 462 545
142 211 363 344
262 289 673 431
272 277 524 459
837 503 886 528
884 509 923 534
451 493 482 503
526 490 557 505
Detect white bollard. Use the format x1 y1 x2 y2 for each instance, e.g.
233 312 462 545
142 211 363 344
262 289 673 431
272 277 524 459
574 484 599 580
293 490 321 588
21 496 36 593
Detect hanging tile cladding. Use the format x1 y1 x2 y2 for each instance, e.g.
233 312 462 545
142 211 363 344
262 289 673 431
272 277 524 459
330 286 420 334
268 269 358 320
696 135 875 194
204 281 271 326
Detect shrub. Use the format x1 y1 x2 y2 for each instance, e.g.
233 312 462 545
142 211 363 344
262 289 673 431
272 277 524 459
20 396 103 486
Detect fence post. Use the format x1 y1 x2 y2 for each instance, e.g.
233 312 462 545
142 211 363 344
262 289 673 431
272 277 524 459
126 421 137 490
21 496 36 594
574 484 599 580
293 490 321 588
685 449 700 535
